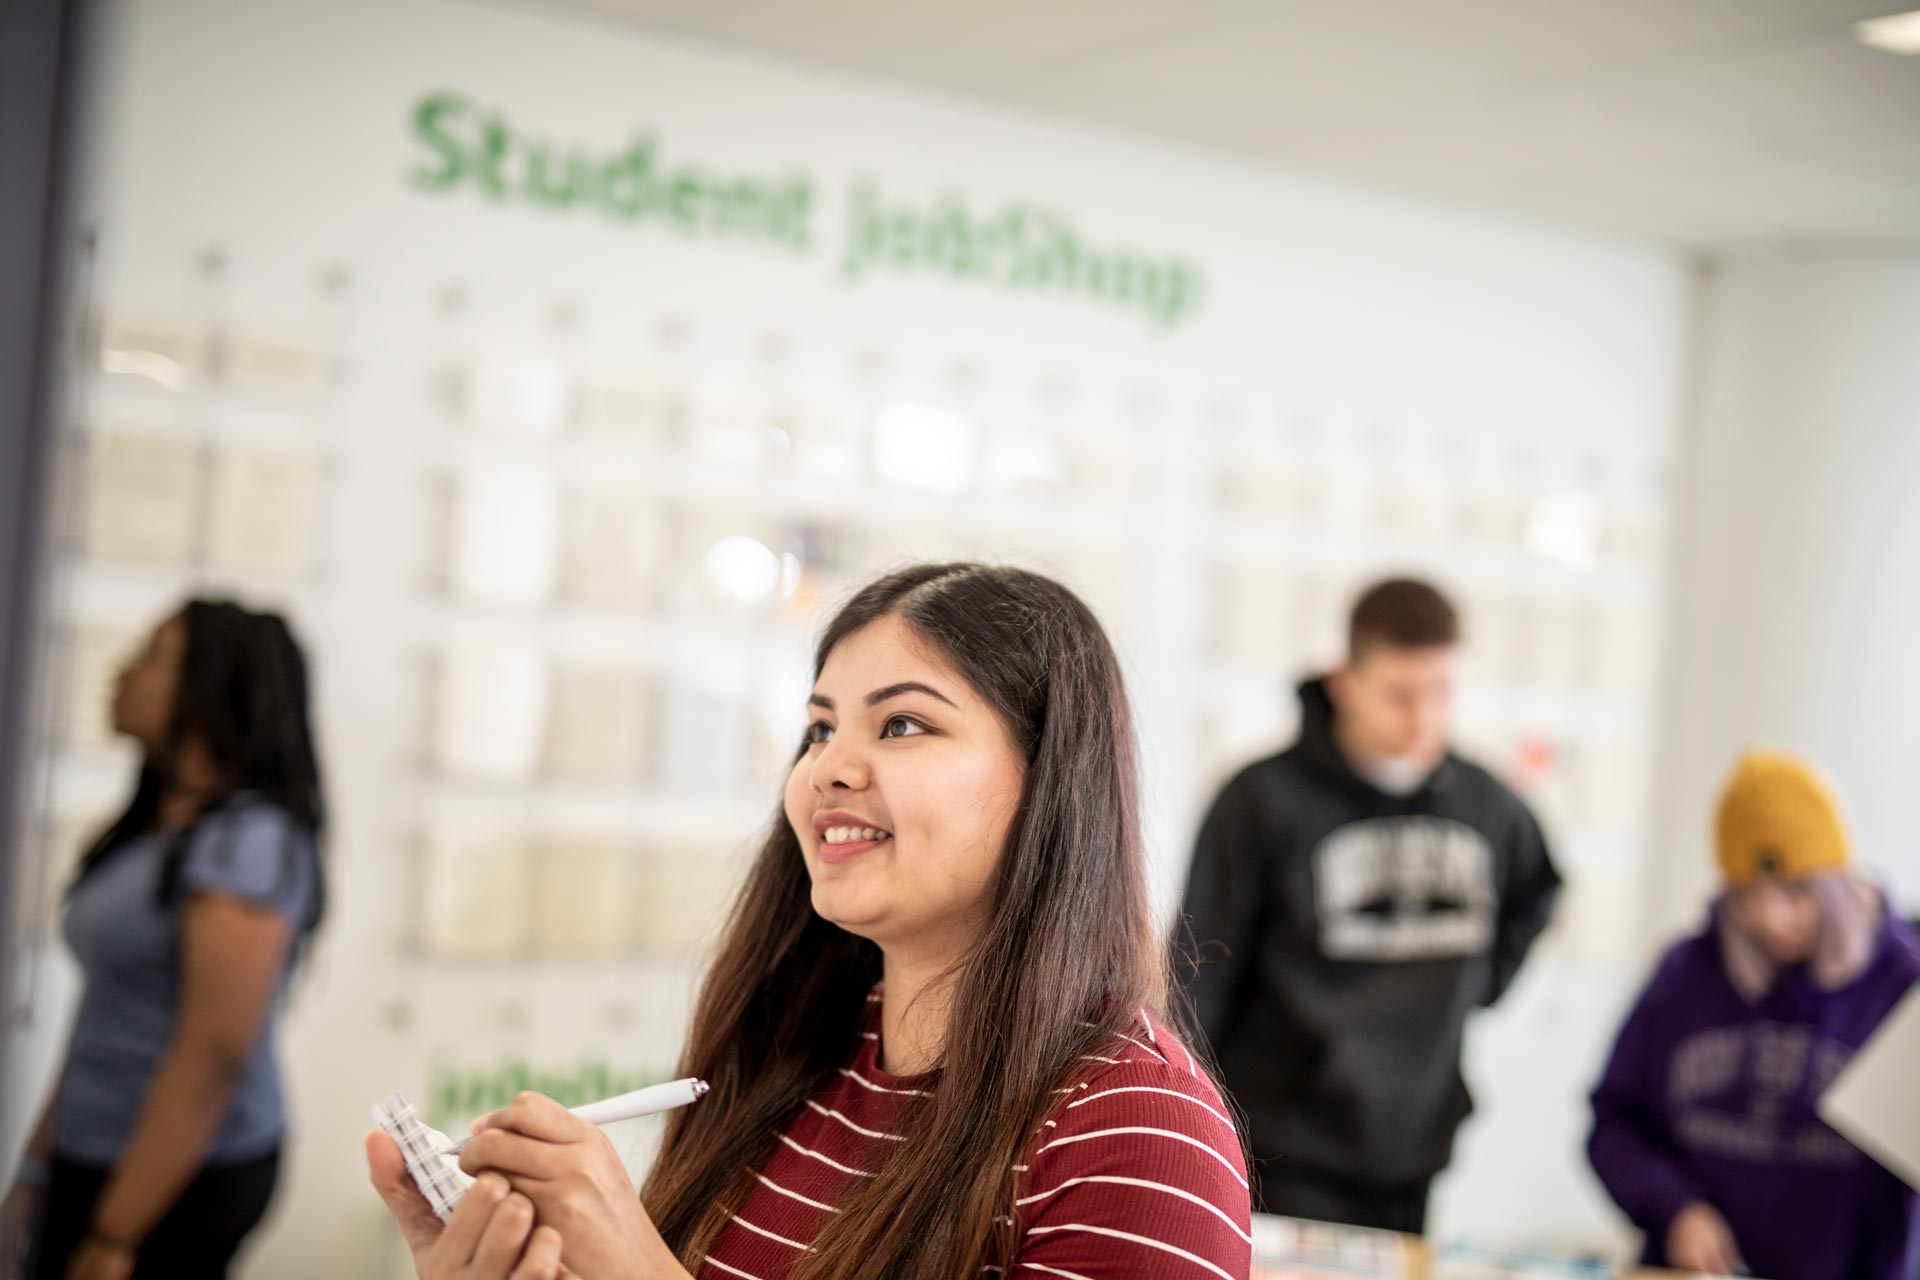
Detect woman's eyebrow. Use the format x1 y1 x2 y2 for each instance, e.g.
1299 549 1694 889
808 681 958 711
865 681 957 709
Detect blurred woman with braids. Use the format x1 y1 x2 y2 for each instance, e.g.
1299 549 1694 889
2 599 326 1280
369 563 1253 1280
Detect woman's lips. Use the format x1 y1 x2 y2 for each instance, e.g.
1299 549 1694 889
818 833 890 864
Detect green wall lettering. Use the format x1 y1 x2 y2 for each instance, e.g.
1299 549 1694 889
405 91 1201 328
408 93 469 191
425 1055 672 1132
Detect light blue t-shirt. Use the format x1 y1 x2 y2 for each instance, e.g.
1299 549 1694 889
56 796 318 1166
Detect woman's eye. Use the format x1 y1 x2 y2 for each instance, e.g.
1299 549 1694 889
881 715 928 739
805 721 834 745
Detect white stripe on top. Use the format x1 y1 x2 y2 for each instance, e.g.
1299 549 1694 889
806 1099 907 1141
1018 1264 1097 1280
1035 1127 1247 1188
837 1067 933 1097
728 1214 815 1253
1015 1174 1253 1244
754 1172 840 1214
1066 1085 1234 1131
777 1131 874 1178
1113 1031 1169 1064
1025 1223 1237 1280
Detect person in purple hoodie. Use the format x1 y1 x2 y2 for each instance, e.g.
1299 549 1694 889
1589 750 1920 1279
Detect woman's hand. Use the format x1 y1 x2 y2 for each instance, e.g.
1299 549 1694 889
366 1131 568 1280
459 1093 686 1280
1667 1201 1743 1275
63 1240 133 1280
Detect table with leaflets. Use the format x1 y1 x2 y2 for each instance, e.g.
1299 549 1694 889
1251 1214 1718 1280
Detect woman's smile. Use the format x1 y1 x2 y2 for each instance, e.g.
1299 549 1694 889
812 809 894 863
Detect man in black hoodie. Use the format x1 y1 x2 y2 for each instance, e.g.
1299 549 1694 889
1178 577 1561 1233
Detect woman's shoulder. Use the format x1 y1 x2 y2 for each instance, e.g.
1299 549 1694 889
214 791 308 830
179 793 318 914
195 794 317 855
1880 906 1920 975
1014 1013 1252 1275
1030 1011 1243 1172
1059 1014 1229 1106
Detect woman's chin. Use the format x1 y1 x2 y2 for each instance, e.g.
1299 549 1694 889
810 884 888 937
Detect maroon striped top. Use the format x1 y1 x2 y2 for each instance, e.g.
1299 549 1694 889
698 994 1252 1280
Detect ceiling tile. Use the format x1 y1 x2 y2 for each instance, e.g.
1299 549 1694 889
508 0 1920 250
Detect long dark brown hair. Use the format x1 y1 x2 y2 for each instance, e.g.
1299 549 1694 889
641 563 1170 1278
70 598 327 938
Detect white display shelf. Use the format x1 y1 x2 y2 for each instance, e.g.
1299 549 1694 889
80 385 338 446
406 777 776 839
1201 518 1665 597
418 447 1138 555
54 554 332 607
416 597 818 663
1195 663 1653 734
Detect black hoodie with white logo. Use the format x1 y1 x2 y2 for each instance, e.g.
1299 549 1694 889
1178 677 1561 1192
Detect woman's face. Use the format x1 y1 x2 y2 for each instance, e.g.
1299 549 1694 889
111 615 186 752
783 614 1027 957
1728 877 1822 965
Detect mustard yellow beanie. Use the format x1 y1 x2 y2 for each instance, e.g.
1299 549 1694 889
1715 750 1850 887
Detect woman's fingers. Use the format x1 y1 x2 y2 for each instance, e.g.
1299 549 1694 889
458 1127 568 1181
471 1191 536 1275
473 1092 591 1144
433 1172 511 1268
507 1225 565 1280
365 1130 445 1254
1704 1219 1739 1275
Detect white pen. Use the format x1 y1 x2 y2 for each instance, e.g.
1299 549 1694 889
442 1077 709 1155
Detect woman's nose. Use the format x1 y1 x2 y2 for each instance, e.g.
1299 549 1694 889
811 735 869 791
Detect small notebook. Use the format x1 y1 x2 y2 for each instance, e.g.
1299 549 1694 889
1818 984 1920 1191
373 1090 475 1220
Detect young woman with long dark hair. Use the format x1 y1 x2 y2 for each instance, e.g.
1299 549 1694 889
370 563 1252 1280
1 600 326 1280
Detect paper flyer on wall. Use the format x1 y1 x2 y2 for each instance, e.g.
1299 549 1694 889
205 444 324 577
79 431 202 564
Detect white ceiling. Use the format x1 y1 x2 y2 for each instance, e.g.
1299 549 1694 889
517 0 1920 256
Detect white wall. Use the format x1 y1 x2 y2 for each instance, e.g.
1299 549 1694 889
1648 259 1920 937
9 0 1692 1271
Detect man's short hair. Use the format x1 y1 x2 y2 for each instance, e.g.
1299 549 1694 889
1348 577 1460 661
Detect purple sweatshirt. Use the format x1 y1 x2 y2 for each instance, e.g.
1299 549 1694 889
1588 903 1920 1280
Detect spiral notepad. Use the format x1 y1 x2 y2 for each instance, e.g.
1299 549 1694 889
373 1090 474 1221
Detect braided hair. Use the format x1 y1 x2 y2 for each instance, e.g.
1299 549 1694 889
69 598 327 940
